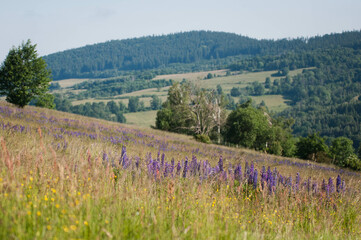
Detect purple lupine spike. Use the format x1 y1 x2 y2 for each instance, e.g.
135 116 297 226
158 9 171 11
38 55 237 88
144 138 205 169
261 166 266 178
176 161 181 175
321 179 326 192
295 173 300 191
121 146 127 158
234 165 242 182
253 170 258 189
135 157 140 169
182 158 188 178
273 168 278 187
161 153 165 168
336 175 341 193
171 158 175 176
218 156 224 172
328 177 334 193
266 166 272 181
164 163 169 178
312 182 318 194
268 174 274 194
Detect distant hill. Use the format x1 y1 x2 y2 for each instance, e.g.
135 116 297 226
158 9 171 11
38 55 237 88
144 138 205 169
44 30 361 80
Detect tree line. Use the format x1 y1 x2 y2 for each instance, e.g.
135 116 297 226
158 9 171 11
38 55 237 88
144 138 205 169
43 31 361 80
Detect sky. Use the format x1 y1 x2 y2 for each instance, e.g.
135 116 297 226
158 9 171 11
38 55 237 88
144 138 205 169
1 0 361 61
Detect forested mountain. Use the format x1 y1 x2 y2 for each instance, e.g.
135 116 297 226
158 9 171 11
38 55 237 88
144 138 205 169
44 30 361 80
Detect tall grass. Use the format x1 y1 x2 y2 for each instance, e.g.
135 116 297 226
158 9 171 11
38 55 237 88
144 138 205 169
0 102 360 239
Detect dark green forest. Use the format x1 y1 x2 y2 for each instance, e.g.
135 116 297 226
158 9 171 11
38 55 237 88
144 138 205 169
44 30 361 80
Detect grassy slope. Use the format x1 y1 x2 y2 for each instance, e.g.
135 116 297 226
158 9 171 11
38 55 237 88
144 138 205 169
0 101 360 239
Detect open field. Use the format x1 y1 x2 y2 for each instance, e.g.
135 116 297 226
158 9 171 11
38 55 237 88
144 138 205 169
0 101 360 239
124 110 158 127
250 95 290 112
55 78 92 88
153 69 228 81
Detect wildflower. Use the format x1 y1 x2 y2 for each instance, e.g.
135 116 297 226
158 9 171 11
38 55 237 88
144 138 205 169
182 158 188 178
295 172 300 191
253 170 258 190
336 175 341 193
328 177 334 193
218 156 223 172
84 221 89 226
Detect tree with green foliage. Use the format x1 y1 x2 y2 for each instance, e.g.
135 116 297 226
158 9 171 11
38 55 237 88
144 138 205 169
206 73 213 79
223 100 270 150
128 96 139 112
230 87 241 97
0 40 52 108
296 133 329 162
156 82 227 141
330 137 355 167
34 93 55 109
265 77 271 89
150 95 162 110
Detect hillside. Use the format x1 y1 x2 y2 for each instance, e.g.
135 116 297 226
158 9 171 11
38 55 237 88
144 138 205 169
44 30 361 80
0 101 360 238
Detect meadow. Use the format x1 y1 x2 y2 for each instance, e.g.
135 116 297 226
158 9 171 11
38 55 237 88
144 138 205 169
0 101 360 239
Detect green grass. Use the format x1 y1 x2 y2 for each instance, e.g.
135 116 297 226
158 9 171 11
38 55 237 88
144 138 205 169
124 110 158 127
0 101 360 239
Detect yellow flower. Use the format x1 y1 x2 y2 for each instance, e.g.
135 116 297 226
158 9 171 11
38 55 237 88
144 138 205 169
70 225 77 231
55 204 60 209
44 195 48 201
37 211 41 216
51 188 56 193
47 225 52 230
105 220 109 224
84 221 88 226
63 227 69 233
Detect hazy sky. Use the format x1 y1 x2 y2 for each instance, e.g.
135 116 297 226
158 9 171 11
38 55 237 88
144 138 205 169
1 0 361 61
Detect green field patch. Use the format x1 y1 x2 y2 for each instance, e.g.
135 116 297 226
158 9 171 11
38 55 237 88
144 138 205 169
124 110 158 127
250 95 290 112
153 69 228 81
55 78 92 88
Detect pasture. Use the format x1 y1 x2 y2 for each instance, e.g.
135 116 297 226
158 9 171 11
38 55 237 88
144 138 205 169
0 101 360 239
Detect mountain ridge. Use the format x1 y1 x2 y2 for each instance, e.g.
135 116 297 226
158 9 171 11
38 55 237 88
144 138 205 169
44 30 361 80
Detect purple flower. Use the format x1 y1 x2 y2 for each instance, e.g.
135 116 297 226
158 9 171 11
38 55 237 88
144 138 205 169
328 177 334 193
182 158 188 178
295 172 300 191
253 170 258 189
336 175 341 193
218 156 223 172
321 179 326 192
